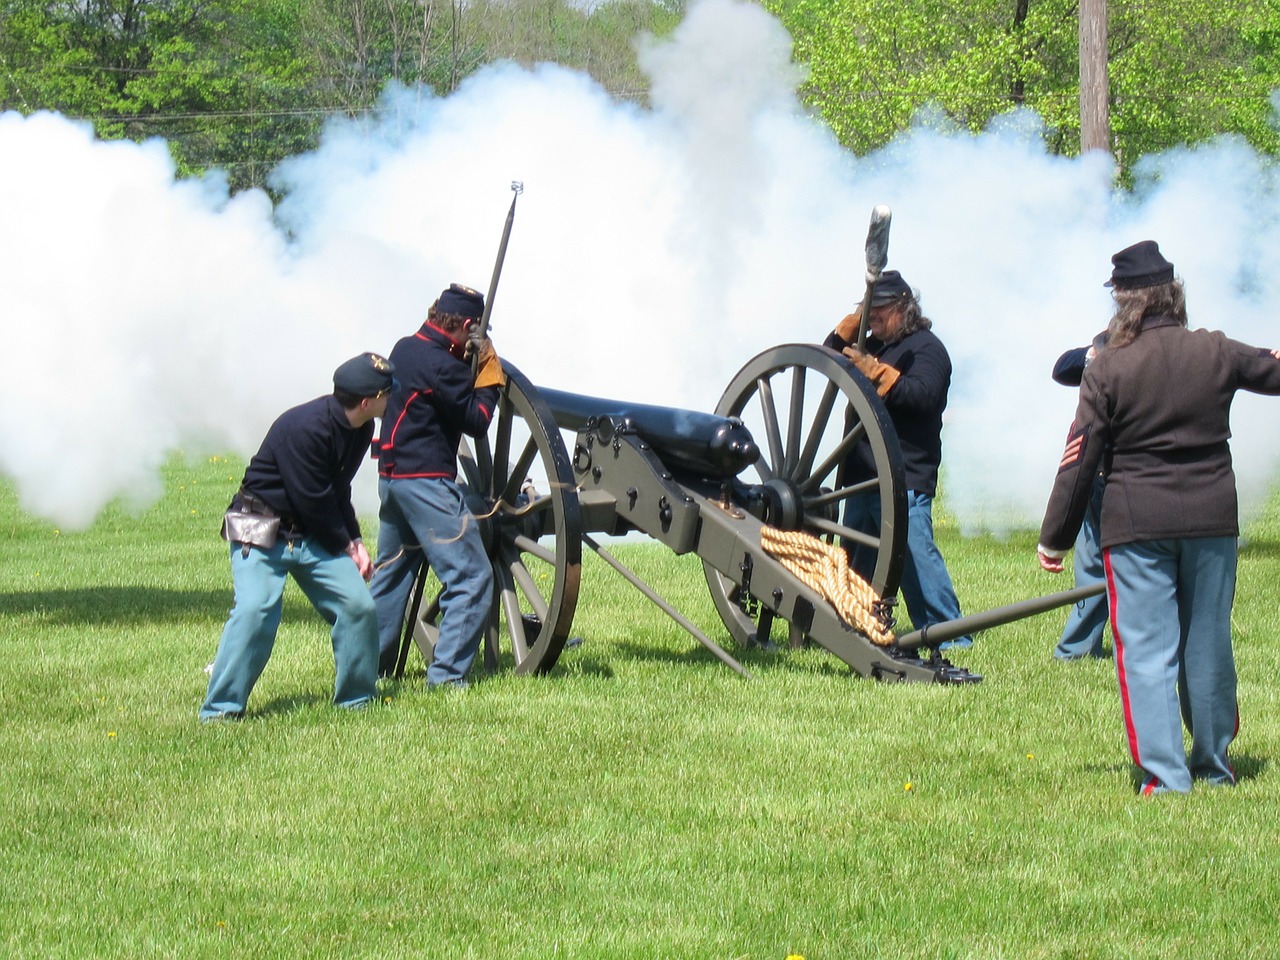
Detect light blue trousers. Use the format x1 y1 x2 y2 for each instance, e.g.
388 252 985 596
1105 537 1238 794
201 538 379 719
1056 475 1109 660
370 477 492 686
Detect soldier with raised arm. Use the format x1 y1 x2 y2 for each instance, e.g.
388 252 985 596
1038 240 1280 794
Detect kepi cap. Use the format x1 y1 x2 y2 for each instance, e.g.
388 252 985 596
1106 240 1175 290
437 283 485 319
333 352 396 397
870 270 913 306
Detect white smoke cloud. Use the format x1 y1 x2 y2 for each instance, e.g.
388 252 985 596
2 0 1279 533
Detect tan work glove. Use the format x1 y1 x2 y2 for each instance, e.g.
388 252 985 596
834 309 861 343
472 337 506 389
841 345 900 397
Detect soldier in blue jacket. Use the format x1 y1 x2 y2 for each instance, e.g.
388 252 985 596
1039 240 1280 794
201 352 394 720
370 284 505 689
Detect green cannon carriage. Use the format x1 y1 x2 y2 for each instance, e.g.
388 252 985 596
385 343 1101 684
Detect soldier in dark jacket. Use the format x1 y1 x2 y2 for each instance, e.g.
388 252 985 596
1038 240 1280 794
370 284 504 688
825 269 971 649
201 352 395 720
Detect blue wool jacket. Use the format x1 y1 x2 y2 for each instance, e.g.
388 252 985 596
376 322 498 480
825 326 953 496
239 395 371 555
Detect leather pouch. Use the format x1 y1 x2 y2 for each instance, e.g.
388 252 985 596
221 506 280 550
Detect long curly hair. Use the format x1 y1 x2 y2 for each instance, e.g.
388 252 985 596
881 295 932 344
1106 280 1187 348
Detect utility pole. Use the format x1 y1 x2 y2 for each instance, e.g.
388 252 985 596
1079 0 1110 155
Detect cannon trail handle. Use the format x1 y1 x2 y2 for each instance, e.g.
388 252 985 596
856 205 892 350
473 180 523 371
894 582 1107 651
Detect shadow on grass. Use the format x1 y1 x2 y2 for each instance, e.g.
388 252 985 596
378 636 931 683
610 638 851 677
549 655 616 678
0 586 323 626
1086 754 1268 789
1238 538 1280 558
1231 753 1267 782
252 692 334 716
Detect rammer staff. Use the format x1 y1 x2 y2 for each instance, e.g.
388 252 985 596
472 180 524 372
856 204 893 349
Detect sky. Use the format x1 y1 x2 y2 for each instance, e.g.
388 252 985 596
2 0 1279 534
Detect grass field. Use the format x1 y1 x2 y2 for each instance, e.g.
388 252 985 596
3 453 1280 959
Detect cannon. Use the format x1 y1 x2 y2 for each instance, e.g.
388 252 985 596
386 342 1103 684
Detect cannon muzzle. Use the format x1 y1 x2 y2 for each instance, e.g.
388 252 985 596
540 387 759 479
894 582 1106 651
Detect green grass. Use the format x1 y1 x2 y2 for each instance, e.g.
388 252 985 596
4 454 1280 958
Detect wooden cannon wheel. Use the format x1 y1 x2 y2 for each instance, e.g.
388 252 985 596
704 343 907 647
399 360 582 676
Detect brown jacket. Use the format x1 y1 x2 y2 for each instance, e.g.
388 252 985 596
1040 315 1280 551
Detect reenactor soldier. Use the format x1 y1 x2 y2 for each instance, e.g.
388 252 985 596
1038 240 1280 794
201 352 394 720
370 284 505 689
824 269 972 650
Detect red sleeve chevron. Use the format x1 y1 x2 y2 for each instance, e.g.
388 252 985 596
1058 423 1089 473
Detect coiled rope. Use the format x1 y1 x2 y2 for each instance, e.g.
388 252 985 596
759 525 896 646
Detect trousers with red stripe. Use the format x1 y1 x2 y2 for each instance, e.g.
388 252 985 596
1104 537 1239 794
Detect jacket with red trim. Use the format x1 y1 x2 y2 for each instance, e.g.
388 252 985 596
1039 316 1280 552
376 322 499 480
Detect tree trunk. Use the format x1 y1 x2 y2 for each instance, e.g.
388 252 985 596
1010 0 1029 104
1078 0 1110 155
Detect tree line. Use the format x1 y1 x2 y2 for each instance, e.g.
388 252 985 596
0 0 682 191
2 0 1277 192
767 0 1280 176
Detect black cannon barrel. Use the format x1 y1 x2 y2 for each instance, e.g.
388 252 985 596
894 582 1107 651
539 386 759 479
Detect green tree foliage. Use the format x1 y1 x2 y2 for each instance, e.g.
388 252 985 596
10 0 1271 188
295 0 463 111
0 0 683 191
766 0 1280 170
0 0 324 189
1108 0 1280 166
465 0 684 99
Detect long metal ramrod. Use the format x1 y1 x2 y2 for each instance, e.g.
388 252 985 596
894 582 1107 651
471 180 523 374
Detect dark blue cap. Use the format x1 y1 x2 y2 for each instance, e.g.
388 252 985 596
870 270 913 306
333 352 396 397
437 283 485 319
